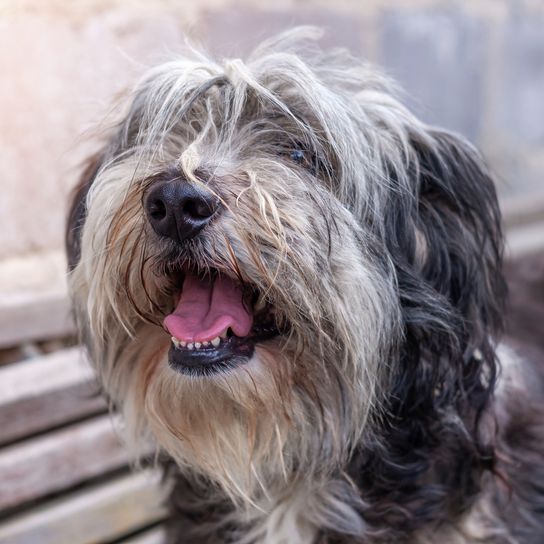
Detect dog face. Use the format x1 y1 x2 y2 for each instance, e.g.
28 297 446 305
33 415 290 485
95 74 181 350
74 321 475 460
66 29 504 525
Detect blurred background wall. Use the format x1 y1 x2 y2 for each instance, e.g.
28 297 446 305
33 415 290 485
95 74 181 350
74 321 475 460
1 0 543 259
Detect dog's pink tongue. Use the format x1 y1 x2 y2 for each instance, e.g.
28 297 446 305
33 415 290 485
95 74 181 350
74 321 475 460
164 273 253 342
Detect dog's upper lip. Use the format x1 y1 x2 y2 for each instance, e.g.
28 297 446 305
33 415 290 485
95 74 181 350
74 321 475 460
163 272 253 343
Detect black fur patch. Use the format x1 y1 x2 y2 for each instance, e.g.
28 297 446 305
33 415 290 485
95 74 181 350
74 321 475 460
345 131 506 538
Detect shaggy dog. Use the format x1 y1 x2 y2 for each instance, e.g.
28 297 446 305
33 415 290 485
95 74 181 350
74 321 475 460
66 29 544 543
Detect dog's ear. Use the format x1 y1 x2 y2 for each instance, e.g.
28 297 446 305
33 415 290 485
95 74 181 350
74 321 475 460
66 151 105 271
366 130 507 524
414 129 505 338
386 129 506 409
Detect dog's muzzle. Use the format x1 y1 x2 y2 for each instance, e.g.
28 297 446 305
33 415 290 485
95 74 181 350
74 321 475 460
143 179 280 377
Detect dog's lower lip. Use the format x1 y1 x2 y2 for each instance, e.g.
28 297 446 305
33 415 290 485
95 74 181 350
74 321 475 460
167 328 278 376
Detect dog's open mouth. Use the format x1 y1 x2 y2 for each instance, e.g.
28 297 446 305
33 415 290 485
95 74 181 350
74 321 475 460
163 270 279 376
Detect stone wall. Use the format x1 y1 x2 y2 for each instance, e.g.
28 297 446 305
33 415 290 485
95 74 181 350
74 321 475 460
1 0 543 259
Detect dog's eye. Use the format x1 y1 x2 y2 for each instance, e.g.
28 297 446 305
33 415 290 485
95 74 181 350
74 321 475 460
283 146 326 177
290 149 305 163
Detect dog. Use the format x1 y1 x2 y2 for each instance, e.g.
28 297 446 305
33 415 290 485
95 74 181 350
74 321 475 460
66 28 544 543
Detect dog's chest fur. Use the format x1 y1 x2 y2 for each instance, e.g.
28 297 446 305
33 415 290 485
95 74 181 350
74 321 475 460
160 346 544 544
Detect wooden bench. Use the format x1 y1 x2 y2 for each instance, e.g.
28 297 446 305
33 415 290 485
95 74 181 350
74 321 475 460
0 252 168 543
0 347 167 543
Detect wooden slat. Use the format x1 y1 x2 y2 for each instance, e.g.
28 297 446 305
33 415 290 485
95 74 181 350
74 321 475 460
0 251 74 348
122 526 166 544
501 192 544 228
0 415 127 511
0 347 106 445
0 289 74 348
0 470 166 544
505 220 544 258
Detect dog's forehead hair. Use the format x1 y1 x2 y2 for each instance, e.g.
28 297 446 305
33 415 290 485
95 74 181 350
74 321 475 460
109 49 422 225
128 70 329 160
118 45 396 166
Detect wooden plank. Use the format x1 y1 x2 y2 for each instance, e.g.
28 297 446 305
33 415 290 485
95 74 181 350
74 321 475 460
122 526 166 544
0 251 74 348
0 347 106 445
0 289 74 348
0 415 128 511
0 470 166 544
501 192 544 228
505 220 544 259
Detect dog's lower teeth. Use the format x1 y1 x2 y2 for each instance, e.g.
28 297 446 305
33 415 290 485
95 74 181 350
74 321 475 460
172 337 225 350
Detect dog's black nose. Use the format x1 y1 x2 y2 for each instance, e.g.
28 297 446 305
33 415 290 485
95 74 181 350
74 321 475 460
144 180 220 242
